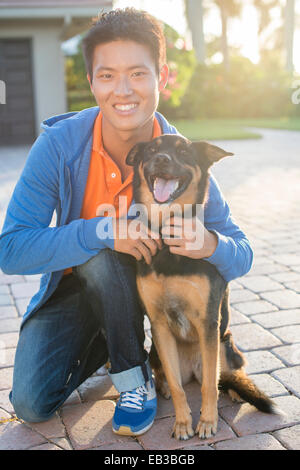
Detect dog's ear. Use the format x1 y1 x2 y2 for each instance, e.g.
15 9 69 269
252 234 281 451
192 141 234 167
126 142 148 166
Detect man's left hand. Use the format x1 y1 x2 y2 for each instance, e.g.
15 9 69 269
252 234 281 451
161 216 218 259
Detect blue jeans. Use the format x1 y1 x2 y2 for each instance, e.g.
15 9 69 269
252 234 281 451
10 249 150 423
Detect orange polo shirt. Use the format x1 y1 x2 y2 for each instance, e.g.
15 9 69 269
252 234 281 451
64 111 161 274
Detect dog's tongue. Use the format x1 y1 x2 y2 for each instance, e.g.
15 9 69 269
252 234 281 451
153 177 178 203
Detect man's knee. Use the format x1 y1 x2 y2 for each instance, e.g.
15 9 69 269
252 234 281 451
10 388 57 423
74 248 113 282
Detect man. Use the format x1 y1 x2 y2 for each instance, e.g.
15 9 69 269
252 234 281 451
0 8 253 437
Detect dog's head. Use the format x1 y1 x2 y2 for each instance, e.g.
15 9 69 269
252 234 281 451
126 135 233 209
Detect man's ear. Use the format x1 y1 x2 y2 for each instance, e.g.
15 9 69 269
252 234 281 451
158 64 169 92
126 142 148 166
192 141 234 167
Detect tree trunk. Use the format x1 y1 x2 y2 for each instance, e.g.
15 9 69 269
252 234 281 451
220 5 229 71
186 0 205 63
285 0 295 73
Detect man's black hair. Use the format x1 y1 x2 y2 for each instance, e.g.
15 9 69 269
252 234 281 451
82 7 166 81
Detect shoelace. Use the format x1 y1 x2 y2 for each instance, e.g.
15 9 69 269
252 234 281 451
119 384 148 410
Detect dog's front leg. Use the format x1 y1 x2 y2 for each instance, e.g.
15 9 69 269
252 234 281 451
195 321 220 439
151 320 194 440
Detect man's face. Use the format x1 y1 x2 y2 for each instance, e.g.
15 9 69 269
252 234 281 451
88 40 168 133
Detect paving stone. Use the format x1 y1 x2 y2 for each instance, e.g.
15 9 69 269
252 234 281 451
78 375 119 402
0 295 13 306
247 263 289 276
0 306 18 320
249 374 289 397
0 420 46 450
15 298 31 316
10 282 40 299
230 308 251 325
238 276 284 293
0 367 13 390
93 441 144 450
0 286 9 295
219 395 300 437
271 366 300 398
260 290 300 309
138 415 234 450
0 390 14 414
251 309 300 328
270 254 300 266
0 332 19 349
230 324 282 351
28 442 63 450
272 344 300 366
61 400 132 450
230 281 243 290
273 424 300 450
233 300 277 315
271 325 300 344
214 433 285 450
0 408 11 421
229 289 259 303
270 272 300 283
51 437 73 450
0 274 24 285
284 280 300 293
27 413 66 440
62 390 82 406
244 350 285 374
0 348 15 369
0 318 21 334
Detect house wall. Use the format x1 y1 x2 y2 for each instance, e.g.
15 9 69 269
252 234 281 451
0 19 67 138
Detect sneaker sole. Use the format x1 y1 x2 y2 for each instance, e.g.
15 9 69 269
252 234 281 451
112 419 154 437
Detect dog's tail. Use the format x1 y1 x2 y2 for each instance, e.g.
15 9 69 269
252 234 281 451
219 369 278 414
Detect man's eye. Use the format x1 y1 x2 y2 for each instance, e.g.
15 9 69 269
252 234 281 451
132 71 145 77
100 74 112 79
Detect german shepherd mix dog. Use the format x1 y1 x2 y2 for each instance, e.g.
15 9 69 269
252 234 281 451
126 135 276 440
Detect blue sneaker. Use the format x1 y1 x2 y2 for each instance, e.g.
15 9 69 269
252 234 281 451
112 379 157 436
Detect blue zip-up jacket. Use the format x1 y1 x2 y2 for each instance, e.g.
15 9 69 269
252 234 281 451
0 107 253 325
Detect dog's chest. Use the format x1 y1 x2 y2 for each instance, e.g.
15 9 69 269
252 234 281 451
137 272 211 343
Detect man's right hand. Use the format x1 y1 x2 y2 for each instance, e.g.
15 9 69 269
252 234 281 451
113 219 162 265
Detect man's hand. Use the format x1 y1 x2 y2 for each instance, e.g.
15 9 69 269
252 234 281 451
161 216 218 259
113 218 162 265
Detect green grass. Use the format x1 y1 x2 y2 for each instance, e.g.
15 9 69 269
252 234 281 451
170 117 300 141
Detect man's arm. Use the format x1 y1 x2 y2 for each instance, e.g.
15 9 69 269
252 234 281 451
202 174 253 282
0 133 113 275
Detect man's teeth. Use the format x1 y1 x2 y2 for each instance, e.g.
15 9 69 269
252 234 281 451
114 103 137 111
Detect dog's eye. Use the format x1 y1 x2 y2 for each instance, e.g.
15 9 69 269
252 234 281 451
179 148 188 156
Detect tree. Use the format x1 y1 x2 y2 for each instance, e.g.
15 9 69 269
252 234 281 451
284 0 295 72
214 0 242 70
184 0 205 63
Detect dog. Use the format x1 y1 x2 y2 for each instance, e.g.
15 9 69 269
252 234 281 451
125 134 276 440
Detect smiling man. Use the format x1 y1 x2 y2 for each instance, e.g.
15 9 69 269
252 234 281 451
0 8 253 437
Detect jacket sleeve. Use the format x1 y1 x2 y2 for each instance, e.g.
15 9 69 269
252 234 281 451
203 174 253 282
0 132 114 275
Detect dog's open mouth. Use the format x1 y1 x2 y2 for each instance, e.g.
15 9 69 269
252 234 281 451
149 174 190 204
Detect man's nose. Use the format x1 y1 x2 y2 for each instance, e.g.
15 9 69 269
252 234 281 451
114 76 133 96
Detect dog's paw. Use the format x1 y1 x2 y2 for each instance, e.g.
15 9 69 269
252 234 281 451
196 416 218 439
171 418 194 441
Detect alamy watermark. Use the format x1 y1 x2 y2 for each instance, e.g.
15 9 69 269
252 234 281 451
291 80 300 105
95 196 205 250
0 80 6 104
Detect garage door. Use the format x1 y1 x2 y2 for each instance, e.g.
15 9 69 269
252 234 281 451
0 38 35 145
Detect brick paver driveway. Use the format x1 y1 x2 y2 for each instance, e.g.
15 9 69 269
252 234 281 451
0 129 300 450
